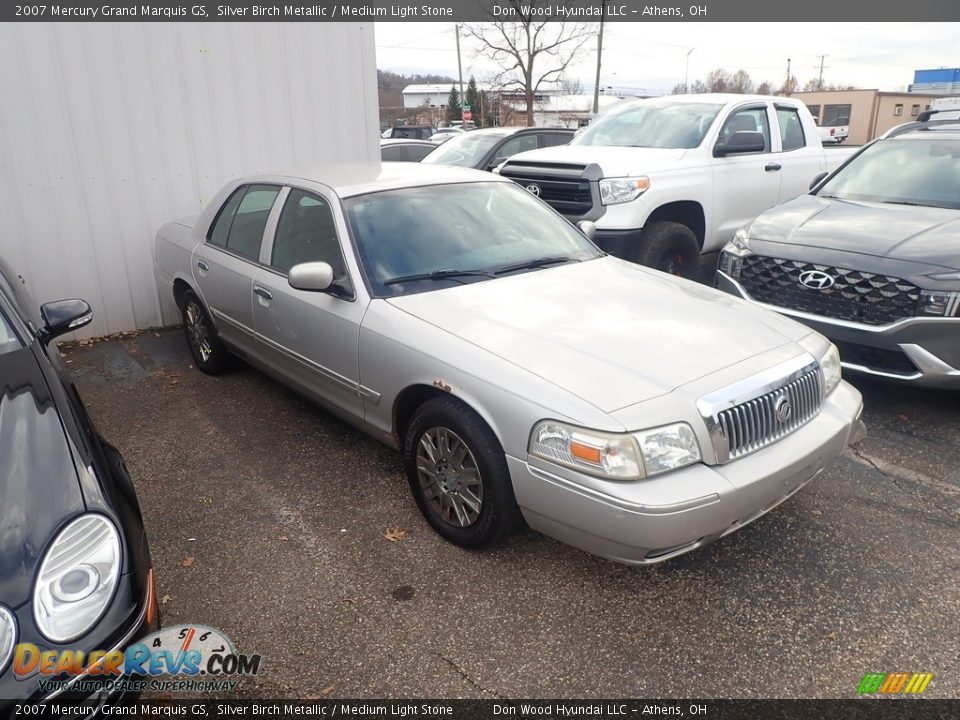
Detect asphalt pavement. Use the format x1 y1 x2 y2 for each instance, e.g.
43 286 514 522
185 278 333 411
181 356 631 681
62 329 960 699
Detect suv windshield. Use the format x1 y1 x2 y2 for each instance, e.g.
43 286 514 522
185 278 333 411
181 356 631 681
816 136 960 209
0 310 22 355
422 133 504 167
343 182 602 296
574 101 723 149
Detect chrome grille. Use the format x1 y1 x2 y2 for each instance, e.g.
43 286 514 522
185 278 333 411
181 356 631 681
716 367 823 460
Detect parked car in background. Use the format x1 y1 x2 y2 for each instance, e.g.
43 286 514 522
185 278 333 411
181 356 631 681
380 139 436 162
0 259 157 711
813 116 849 144
381 125 437 140
154 164 864 565
429 128 466 144
500 94 857 280
716 115 960 386
422 127 574 172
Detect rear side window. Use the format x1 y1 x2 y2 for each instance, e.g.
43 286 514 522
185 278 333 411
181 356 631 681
404 144 434 162
381 145 403 161
776 107 806 151
271 190 346 277
540 132 572 148
208 185 280 261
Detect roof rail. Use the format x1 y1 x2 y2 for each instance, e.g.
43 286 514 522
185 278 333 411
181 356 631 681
882 118 960 140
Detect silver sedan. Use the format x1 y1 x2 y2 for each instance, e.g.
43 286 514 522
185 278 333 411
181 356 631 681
155 164 865 564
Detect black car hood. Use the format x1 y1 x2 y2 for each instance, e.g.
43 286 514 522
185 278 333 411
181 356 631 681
749 194 960 268
0 346 84 608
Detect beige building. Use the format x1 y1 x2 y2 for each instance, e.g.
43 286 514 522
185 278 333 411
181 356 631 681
791 89 942 145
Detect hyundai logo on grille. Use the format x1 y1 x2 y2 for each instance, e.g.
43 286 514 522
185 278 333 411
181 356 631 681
525 183 541 196
774 395 793 423
798 269 835 290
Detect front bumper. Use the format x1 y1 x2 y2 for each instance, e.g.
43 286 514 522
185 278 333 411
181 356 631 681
717 270 960 387
509 381 863 565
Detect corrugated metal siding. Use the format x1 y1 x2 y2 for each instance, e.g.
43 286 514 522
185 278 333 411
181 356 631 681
0 23 379 338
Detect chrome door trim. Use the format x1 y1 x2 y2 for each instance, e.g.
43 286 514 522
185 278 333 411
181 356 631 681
253 329 360 395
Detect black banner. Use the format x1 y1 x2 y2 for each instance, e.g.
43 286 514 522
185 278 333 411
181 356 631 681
7 700 960 720
3 0 960 23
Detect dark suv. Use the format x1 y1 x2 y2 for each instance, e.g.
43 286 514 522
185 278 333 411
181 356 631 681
383 125 437 140
716 112 960 386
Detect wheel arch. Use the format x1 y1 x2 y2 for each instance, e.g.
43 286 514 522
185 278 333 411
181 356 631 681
645 201 707 249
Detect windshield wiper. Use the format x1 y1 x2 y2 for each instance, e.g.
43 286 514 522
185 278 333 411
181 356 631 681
495 256 577 275
383 268 496 286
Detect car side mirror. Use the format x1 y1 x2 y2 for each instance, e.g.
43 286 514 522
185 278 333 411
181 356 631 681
714 131 766 157
578 220 597 240
809 171 829 190
39 299 93 344
289 262 334 292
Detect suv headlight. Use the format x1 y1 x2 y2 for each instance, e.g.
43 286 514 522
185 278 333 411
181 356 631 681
917 289 960 317
599 176 650 205
34 515 121 643
821 343 842 396
718 228 752 279
0 606 16 676
529 420 701 480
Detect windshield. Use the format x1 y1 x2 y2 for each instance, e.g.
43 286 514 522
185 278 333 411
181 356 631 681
0 310 22 355
422 133 504 167
344 182 603 296
816 137 960 210
574 101 723 149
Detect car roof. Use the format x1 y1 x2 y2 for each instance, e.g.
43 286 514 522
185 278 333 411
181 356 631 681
380 138 435 147
461 126 574 138
257 162 509 198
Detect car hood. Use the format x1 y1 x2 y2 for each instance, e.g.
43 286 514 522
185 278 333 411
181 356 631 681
749 194 960 267
387 257 810 413
0 346 85 607
506 144 691 177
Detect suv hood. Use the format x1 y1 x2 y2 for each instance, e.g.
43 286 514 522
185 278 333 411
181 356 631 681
0 346 85 607
388 257 810 413
506 145 691 178
750 194 960 267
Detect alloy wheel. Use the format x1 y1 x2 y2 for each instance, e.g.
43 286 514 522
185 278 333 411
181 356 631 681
185 302 213 363
416 427 484 528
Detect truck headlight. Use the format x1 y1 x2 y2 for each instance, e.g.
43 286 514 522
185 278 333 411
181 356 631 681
529 420 701 480
34 515 121 643
917 289 960 317
599 176 650 205
820 343 842 397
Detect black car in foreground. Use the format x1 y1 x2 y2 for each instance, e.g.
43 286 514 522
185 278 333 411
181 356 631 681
421 126 575 172
0 259 157 713
716 113 960 387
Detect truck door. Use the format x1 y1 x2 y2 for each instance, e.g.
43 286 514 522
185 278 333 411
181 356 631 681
772 104 826 203
711 105 781 246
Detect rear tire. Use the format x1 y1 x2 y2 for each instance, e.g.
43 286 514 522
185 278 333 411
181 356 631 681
403 396 522 549
180 290 232 375
633 221 700 280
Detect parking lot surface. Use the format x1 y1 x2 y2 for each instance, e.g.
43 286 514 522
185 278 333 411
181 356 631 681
63 329 959 699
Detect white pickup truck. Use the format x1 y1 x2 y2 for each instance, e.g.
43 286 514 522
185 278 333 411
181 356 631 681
500 94 855 280
815 118 849 144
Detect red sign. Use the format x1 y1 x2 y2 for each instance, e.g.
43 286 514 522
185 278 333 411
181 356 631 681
462 110 473 121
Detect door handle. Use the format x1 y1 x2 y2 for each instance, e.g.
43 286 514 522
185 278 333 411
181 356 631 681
253 286 273 300
197 260 209 272
764 162 782 172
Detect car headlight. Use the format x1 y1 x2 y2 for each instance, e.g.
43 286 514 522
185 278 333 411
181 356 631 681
0 606 16 675
34 514 121 643
718 228 752 280
529 420 701 480
917 289 960 317
820 343 842 397
599 176 650 205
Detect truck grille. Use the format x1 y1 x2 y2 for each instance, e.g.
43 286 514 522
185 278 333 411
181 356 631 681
716 367 823 460
499 162 593 217
738 255 920 326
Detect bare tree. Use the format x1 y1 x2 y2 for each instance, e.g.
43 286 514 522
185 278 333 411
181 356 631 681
560 75 583 95
463 2 595 126
729 69 754 94
756 81 774 95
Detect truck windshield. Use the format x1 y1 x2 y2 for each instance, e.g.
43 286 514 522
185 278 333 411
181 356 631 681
343 182 602 296
816 137 960 210
573 102 724 149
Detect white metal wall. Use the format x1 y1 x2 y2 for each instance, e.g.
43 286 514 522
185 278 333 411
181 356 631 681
0 22 380 337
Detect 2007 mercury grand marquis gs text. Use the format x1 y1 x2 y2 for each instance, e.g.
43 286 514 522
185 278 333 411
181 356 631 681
154 163 865 564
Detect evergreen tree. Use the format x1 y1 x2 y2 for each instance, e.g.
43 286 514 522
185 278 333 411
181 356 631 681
465 77 481 124
446 86 462 124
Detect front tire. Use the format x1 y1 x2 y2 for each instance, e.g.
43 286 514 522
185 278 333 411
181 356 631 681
180 290 232 375
632 221 700 280
403 397 522 549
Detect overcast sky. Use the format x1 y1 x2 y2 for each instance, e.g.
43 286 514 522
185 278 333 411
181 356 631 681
375 22 954 95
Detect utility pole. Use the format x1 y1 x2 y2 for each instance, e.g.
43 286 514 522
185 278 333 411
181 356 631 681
592 3 606 114
455 23 464 119
785 57 792 94
684 47 695 93
817 55 828 90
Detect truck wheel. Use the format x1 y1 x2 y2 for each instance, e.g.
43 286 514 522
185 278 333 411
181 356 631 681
180 290 232 375
403 396 523 549
634 221 700 280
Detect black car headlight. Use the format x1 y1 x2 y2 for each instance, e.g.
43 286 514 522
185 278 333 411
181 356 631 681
0 606 16 675
33 514 121 643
